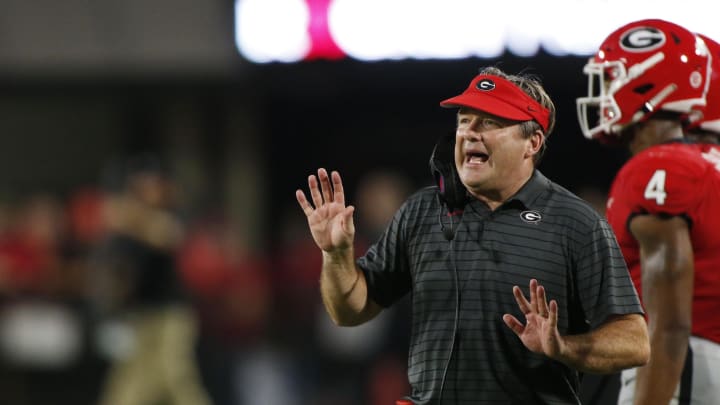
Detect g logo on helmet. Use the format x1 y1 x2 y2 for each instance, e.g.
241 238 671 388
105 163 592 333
620 26 666 52
476 79 496 91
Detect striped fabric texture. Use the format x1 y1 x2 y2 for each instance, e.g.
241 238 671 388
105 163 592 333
358 170 643 404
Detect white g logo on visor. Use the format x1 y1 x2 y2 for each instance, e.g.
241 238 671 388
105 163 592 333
476 79 496 91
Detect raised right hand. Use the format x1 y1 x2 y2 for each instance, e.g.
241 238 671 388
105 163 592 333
296 168 355 253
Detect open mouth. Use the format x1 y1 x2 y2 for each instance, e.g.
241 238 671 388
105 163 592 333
466 152 489 164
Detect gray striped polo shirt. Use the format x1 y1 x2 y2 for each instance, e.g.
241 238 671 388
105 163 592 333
357 170 643 404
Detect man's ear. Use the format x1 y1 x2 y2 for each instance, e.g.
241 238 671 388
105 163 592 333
526 130 545 158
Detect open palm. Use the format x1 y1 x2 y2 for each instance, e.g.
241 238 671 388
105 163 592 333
503 279 565 359
296 168 355 252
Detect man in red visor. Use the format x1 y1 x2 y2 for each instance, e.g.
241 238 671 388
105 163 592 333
295 66 649 404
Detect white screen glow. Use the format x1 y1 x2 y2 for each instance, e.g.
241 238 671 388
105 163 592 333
234 0 720 63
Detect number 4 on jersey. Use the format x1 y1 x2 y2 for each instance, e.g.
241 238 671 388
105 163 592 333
644 169 666 205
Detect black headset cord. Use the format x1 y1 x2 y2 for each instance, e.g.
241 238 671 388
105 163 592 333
437 198 460 405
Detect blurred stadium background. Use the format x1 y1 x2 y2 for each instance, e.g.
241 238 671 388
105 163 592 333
0 1 707 404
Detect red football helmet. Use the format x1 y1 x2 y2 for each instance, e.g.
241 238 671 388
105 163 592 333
687 33 720 136
576 19 712 142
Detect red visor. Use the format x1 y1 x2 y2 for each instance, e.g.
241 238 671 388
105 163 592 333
440 74 550 132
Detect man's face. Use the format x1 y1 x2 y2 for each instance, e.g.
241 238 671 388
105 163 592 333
454 108 533 197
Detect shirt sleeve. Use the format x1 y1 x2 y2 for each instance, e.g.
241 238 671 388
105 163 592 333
356 205 412 308
574 217 644 329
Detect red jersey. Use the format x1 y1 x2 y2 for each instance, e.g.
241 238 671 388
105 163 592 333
606 141 720 344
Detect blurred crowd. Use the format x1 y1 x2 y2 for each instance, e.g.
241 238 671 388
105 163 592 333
0 155 417 405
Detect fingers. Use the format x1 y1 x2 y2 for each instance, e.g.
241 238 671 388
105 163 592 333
332 171 345 205
529 279 539 314
537 284 549 318
309 173 323 208
548 299 558 326
298 169 347 218
304 168 343 208
512 285 531 314
318 168 333 204
341 206 355 233
503 314 525 335
296 189 314 217
513 279 551 318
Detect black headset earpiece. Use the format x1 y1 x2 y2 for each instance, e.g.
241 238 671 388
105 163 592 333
429 133 467 213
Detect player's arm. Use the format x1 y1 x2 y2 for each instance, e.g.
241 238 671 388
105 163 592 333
320 248 383 326
629 214 693 405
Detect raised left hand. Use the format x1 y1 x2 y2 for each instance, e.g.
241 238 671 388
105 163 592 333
503 278 565 360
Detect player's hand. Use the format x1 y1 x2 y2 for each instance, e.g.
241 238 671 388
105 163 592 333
502 279 566 360
296 168 355 253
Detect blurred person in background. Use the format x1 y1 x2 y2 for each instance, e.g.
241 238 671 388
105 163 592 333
296 65 648 404
576 19 720 404
89 153 211 405
0 192 100 405
271 204 338 405
0 194 68 296
178 214 274 405
354 170 413 247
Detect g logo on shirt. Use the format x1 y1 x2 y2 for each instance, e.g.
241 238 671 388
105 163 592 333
520 210 542 224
